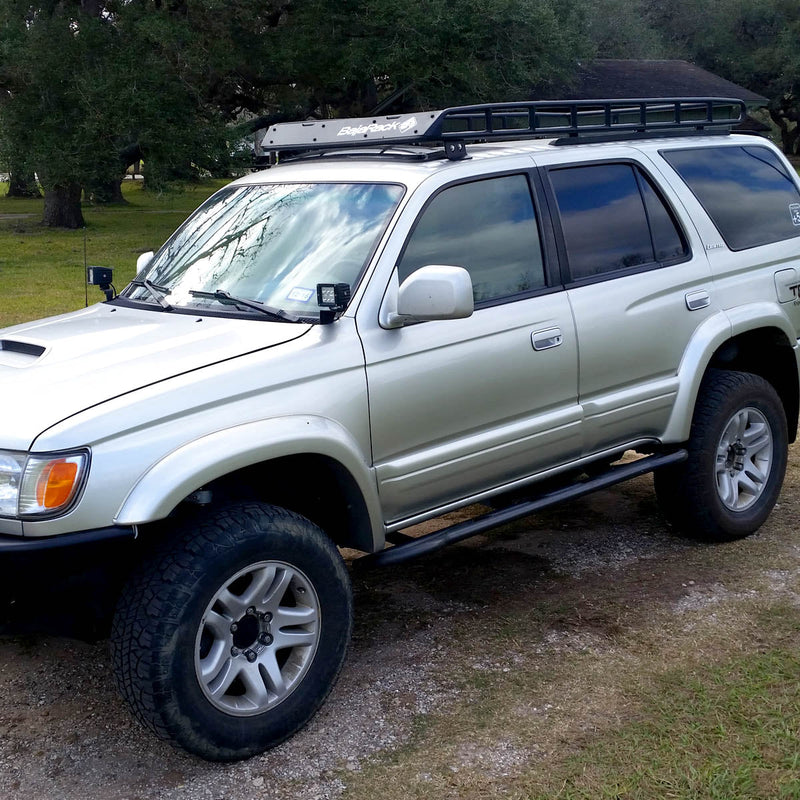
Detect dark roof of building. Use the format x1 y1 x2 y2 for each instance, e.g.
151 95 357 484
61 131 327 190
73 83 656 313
538 59 768 107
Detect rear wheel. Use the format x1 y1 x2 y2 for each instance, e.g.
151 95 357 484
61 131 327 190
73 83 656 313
655 369 788 541
111 502 352 761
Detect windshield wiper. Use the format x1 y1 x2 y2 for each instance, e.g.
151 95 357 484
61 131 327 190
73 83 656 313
129 279 172 310
188 289 300 322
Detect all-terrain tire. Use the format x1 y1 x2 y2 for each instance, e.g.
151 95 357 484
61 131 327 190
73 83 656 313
110 502 353 761
654 369 788 541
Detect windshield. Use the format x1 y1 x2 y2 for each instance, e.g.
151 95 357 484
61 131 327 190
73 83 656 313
121 182 404 320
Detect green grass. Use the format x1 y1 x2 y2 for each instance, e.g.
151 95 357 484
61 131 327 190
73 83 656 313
349 649 800 800
529 647 800 799
338 587 800 800
0 179 228 328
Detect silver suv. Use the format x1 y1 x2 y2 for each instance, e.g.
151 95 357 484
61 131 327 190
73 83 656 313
2 99 799 760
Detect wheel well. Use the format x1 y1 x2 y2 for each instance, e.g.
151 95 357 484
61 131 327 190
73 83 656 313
708 328 799 442
194 454 375 552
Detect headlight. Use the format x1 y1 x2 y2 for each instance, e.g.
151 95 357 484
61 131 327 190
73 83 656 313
0 450 89 518
0 452 25 516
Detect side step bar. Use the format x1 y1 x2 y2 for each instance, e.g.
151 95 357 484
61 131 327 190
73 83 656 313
360 449 687 567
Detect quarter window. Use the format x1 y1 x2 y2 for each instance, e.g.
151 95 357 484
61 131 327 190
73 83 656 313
398 175 545 303
640 173 687 262
662 145 800 251
549 163 688 281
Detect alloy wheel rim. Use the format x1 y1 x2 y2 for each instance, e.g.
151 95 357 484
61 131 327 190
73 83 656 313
715 407 773 512
194 560 321 716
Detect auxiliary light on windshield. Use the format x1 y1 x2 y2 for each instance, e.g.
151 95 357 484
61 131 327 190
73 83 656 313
316 283 351 309
316 283 351 324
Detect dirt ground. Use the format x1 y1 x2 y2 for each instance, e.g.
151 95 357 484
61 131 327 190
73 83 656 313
1 446 800 800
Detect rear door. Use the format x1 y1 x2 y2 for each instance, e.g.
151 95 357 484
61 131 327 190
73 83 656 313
542 157 717 455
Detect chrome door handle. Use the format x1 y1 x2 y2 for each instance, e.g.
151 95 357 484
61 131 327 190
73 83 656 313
685 290 711 311
531 327 563 351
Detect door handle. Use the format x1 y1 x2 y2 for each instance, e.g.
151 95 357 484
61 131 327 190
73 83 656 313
685 290 711 311
531 327 563 351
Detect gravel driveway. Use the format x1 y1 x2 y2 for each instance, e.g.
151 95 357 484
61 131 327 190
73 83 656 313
1 458 797 800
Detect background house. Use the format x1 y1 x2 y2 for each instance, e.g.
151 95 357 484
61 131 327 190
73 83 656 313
538 59 769 131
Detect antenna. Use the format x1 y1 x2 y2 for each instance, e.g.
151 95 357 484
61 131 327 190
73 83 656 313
83 226 88 307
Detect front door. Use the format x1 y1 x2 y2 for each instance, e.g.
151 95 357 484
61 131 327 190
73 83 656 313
360 173 582 524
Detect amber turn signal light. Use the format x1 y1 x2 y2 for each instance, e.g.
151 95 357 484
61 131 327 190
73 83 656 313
35 459 80 508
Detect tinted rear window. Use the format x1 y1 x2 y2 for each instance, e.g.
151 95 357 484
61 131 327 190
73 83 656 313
549 163 687 280
663 145 800 251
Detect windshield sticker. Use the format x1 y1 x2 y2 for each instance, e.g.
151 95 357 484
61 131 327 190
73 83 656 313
791 204 800 227
287 287 315 303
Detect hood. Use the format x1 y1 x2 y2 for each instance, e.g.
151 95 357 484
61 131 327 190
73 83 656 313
0 303 310 451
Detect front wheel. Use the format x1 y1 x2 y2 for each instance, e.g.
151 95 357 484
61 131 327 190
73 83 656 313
111 502 353 761
654 369 788 541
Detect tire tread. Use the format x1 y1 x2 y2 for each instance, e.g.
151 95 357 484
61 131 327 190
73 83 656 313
655 368 787 541
110 503 352 760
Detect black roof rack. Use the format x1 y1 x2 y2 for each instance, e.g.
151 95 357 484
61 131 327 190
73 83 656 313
263 98 746 162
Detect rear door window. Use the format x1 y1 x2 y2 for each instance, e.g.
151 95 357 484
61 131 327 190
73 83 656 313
662 145 800 251
548 163 688 281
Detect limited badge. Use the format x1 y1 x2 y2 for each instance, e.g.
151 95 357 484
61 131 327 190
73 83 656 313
790 203 800 227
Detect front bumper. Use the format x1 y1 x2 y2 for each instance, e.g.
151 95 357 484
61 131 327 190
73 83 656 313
0 525 136 553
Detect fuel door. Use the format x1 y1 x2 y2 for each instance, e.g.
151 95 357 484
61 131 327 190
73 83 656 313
774 267 800 304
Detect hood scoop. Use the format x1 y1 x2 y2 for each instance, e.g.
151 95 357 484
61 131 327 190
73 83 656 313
0 339 46 367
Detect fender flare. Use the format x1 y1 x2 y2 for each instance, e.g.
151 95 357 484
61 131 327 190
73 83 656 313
114 415 383 551
662 303 798 443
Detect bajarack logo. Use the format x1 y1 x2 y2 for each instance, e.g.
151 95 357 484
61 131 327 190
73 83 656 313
337 116 418 137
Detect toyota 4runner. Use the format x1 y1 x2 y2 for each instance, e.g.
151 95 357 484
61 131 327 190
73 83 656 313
2 98 799 760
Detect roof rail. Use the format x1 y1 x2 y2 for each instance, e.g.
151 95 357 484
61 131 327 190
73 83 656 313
262 98 747 162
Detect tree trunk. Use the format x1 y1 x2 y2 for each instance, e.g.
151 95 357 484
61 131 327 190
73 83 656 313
781 127 800 157
6 172 41 198
769 105 800 156
42 183 85 228
88 178 126 204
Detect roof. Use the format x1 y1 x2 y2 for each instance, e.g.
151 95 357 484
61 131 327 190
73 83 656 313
241 139 551 192
540 60 768 107
242 130 770 193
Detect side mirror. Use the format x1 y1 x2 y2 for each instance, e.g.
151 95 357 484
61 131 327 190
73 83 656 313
395 265 474 323
136 251 154 273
